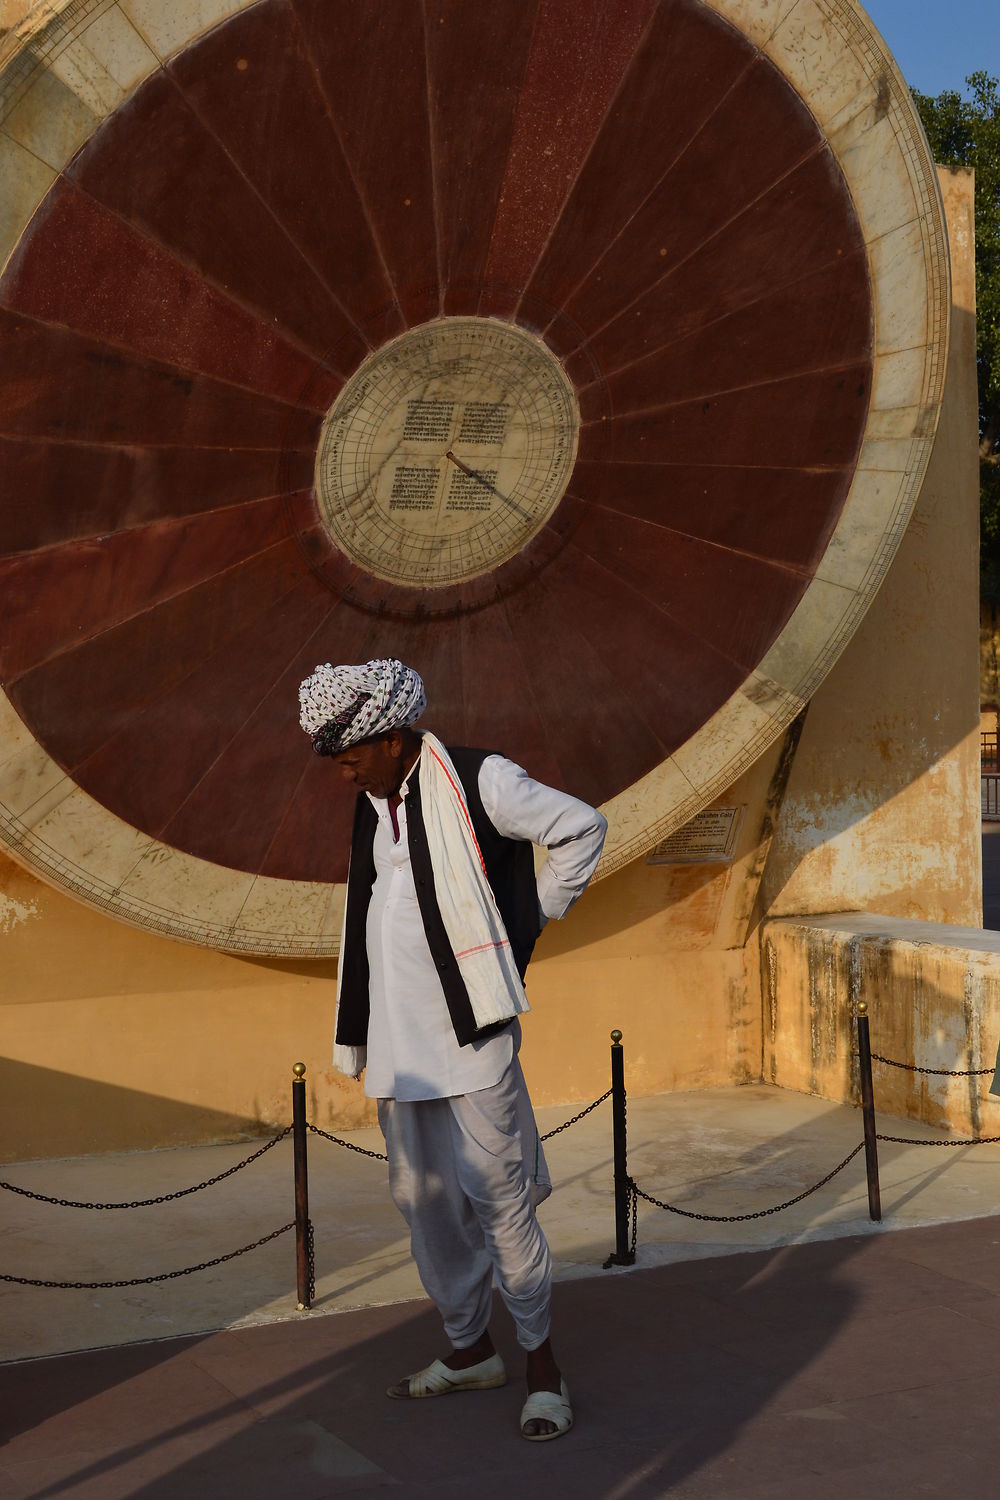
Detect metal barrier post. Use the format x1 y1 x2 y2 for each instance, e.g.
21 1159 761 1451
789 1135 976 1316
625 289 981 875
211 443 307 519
605 1029 635 1267
292 1062 311 1308
856 1001 882 1222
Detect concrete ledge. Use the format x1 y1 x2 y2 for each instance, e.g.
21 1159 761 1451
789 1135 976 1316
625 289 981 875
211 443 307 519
762 913 1000 1132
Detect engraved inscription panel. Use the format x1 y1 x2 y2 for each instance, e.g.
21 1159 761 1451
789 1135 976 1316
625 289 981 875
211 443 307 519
647 807 745 865
315 319 580 586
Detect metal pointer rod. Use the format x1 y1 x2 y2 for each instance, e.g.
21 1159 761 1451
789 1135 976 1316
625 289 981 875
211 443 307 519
444 450 534 524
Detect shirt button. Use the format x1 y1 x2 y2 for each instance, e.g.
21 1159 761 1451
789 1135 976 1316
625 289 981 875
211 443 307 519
438 959 447 970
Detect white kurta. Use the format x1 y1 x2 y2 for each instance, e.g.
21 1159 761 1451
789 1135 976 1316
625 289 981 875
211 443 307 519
362 752 606 1101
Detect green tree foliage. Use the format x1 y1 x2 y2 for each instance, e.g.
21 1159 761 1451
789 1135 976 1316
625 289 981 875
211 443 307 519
912 73 1000 597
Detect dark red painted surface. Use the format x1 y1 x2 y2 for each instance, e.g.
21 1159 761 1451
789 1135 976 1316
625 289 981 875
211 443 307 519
524 0 753 320
0 439 313 557
0 180 342 411
0 0 873 889
7 541 312 772
0 308 322 451
291 0 441 328
169 0 405 349
67 70 368 373
78 575 338 850
425 0 539 318
559 58 830 345
569 460 852 573
482 0 661 319
0 494 298 681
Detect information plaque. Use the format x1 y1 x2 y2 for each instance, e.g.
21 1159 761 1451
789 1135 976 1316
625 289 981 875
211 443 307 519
647 807 745 865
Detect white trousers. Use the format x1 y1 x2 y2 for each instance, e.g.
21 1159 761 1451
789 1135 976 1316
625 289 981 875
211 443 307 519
378 1058 553 1351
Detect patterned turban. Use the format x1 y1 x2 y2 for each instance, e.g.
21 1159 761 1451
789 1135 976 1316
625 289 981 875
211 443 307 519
298 658 427 756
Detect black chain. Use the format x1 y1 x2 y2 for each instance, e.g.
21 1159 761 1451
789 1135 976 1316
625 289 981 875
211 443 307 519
307 1121 388 1161
0 1127 292 1210
620 1074 638 1260
306 1217 316 1304
603 1073 635 1267
305 1091 612 1162
540 1089 612 1141
877 1132 1000 1146
872 1052 995 1077
630 1174 638 1256
626 1079 637 1258
628 1141 866 1224
0 1221 294 1289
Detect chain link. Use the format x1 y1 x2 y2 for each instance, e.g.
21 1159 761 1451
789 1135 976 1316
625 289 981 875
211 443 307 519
629 1074 638 1260
626 1080 637 1258
608 1174 640 1263
306 1217 316 1304
630 1173 638 1256
0 1221 295 1289
603 1072 635 1267
0 1127 292 1210
540 1089 612 1141
306 1092 612 1162
872 1052 995 1077
307 1121 388 1161
628 1141 866 1224
877 1131 1000 1146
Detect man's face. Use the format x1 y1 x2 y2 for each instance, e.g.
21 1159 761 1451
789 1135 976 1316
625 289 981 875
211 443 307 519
330 732 406 799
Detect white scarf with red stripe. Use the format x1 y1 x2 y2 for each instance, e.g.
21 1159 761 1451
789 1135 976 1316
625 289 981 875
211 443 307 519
333 731 529 1077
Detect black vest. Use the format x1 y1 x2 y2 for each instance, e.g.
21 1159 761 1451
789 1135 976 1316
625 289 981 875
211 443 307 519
335 747 542 1049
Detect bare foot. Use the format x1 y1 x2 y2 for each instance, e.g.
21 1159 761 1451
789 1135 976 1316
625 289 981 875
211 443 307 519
387 1331 496 1398
522 1338 563 1438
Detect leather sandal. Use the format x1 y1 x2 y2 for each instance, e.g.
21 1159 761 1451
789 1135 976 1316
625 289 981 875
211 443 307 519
386 1352 507 1399
519 1378 573 1441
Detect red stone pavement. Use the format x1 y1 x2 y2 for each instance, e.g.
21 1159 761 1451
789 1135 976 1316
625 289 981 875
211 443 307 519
3 1213 1000 1498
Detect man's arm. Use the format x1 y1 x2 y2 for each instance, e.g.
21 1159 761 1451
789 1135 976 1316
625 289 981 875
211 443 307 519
478 756 607 921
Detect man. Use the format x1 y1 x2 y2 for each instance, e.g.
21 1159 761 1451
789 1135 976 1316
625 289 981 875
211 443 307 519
298 657 606 1442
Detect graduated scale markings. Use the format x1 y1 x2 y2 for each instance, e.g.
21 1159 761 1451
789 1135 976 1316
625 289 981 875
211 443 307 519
315 319 580 587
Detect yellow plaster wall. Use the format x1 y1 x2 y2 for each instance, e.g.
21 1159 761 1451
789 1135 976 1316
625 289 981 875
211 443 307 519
0 764 770 1161
761 915 1000 1135
753 169 986 1122
760 168 982 932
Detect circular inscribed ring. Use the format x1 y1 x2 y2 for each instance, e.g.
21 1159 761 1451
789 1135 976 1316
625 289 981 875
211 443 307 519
0 0 949 956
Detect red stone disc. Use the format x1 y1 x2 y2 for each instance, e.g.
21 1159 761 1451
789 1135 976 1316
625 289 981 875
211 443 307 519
0 0 946 951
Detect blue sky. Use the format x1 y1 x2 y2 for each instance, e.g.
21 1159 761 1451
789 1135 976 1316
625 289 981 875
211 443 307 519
861 0 998 96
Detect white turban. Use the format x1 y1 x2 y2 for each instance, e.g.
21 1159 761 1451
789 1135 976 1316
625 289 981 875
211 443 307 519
298 658 426 755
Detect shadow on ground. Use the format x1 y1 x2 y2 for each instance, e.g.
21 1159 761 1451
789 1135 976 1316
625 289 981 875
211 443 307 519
2 1236 866 1500
0 1104 876 1500
6 1095 1000 1495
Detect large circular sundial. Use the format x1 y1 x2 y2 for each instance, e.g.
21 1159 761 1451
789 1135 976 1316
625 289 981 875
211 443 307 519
316 319 579 586
0 0 949 955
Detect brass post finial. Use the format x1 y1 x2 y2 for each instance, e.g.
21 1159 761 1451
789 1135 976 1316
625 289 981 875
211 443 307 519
857 1000 868 1017
292 1062 306 1080
611 1029 623 1045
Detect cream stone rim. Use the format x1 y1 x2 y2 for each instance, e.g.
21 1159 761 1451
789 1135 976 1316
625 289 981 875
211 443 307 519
314 317 579 588
0 0 950 951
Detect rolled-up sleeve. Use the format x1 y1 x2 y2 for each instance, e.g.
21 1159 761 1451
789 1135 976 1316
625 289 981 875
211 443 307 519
478 756 608 920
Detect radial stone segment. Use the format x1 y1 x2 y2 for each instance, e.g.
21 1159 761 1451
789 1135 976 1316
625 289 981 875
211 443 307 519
0 0 949 955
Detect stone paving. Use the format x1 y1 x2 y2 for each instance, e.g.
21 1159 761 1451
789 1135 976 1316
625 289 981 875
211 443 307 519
4 1080 1000 1495
5 1214 1000 1498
